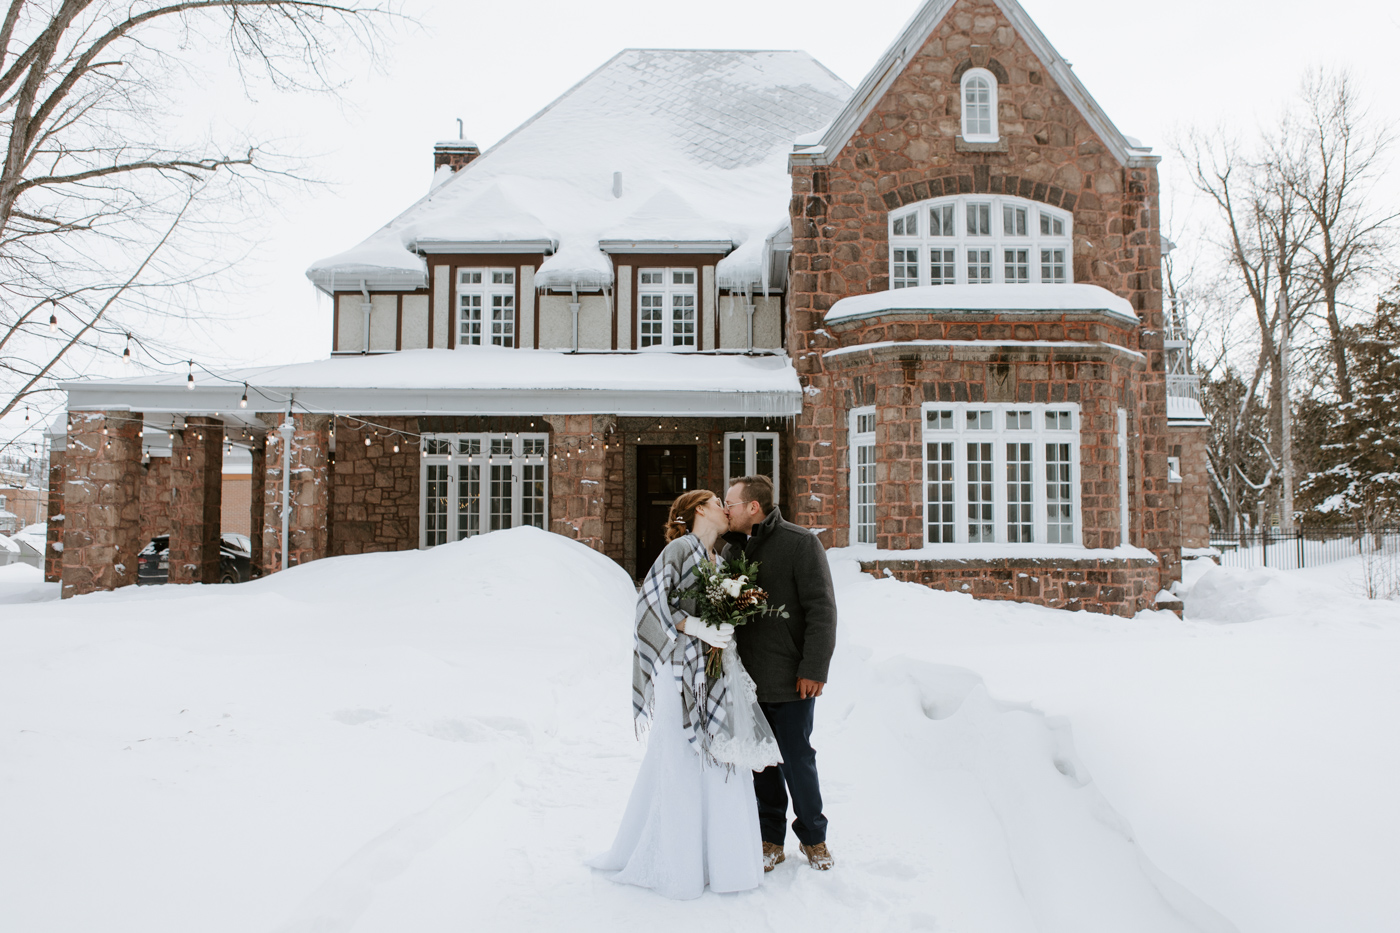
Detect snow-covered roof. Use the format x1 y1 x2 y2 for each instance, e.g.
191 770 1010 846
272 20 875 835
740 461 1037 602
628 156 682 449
308 50 851 293
825 284 1140 324
790 0 1156 170
61 349 803 419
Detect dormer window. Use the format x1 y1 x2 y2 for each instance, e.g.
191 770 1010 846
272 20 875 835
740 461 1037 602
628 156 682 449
888 195 1072 287
960 69 998 142
458 268 516 347
638 268 697 350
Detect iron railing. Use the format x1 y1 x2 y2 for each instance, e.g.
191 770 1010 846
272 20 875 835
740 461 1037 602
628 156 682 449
1207 525 1400 570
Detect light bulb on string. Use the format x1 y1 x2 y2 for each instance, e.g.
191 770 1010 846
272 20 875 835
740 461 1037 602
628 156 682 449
48 310 57 333
122 334 132 365
186 361 195 390
393 441 400 454
239 384 248 408
364 435 371 447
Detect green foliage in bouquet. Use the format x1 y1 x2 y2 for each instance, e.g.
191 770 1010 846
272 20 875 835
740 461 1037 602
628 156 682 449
676 554 788 678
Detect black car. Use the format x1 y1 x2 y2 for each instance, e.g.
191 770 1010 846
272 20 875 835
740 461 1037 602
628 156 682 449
137 533 254 585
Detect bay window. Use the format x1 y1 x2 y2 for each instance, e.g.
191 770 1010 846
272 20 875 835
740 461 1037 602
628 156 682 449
922 403 1080 546
889 195 1072 287
421 433 548 547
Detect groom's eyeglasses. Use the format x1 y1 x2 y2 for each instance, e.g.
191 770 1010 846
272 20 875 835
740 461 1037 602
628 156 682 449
723 498 749 511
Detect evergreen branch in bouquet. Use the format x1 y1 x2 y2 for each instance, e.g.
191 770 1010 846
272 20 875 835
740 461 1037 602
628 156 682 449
675 555 788 678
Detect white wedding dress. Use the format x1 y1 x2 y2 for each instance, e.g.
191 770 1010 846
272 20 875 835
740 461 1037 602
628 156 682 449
588 640 767 899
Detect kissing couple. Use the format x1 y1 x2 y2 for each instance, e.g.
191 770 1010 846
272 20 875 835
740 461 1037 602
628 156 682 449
588 474 838 899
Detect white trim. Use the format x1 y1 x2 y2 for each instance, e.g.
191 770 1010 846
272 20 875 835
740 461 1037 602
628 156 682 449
415 239 555 254
457 267 517 348
824 339 1145 364
723 432 781 504
598 240 733 254
1117 408 1130 546
849 407 877 544
960 68 999 142
789 0 1158 170
920 401 1081 548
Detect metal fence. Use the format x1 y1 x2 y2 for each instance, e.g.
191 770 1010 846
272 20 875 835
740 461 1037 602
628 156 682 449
1207 526 1400 570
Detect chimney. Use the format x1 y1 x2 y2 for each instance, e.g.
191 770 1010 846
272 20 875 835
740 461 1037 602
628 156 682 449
434 138 480 173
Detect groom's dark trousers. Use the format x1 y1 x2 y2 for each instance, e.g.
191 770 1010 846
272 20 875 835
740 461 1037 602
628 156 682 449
755 698 827 846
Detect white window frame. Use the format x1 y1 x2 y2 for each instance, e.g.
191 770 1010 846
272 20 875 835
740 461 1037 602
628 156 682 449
960 68 999 142
849 408 877 545
920 402 1081 547
723 431 780 503
637 267 698 351
457 268 516 348
889 195 1073 288
419 432 549 547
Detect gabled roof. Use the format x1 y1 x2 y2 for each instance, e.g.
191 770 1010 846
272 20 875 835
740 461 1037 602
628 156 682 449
308 50 851 293
789 0 1156 169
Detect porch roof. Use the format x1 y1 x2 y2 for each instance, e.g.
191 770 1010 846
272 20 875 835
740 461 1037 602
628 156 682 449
59 348 803 421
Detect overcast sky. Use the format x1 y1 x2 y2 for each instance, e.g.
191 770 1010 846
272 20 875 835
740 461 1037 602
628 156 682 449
3 0 1394 451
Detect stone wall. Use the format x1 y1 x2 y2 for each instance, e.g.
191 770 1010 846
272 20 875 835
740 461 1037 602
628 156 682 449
1170 423 1211 549
860 555 1160 617
61 410 144 598
140 455 172 544
785 0 1172 589
546 414 613 553
330 417 420 554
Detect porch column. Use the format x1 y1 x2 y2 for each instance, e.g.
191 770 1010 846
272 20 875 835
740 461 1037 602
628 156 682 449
61 410 144 598
261 413 330 574
169 417 224 584
248 442 265 572
44 450 64 583
546 414 614 553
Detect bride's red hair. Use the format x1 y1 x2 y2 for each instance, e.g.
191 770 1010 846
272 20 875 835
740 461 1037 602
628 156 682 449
664 489 716 542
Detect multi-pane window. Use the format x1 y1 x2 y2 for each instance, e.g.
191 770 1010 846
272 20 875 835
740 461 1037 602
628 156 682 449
922 403 1080 546
420 433 548 546
889 195 1073 286
723 432 779 502
458 269 516 347
638 268 698 349
850 409 877 544
961 69 998 141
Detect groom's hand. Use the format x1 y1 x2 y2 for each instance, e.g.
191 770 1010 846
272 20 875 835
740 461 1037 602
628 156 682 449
796 678 824 699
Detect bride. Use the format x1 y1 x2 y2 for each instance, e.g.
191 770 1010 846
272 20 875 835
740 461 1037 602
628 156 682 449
589 489 782 899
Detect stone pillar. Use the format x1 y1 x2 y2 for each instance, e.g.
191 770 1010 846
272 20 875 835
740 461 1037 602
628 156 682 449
249 442 265 573
261 413 330 574
168 417 224 584
546 414 612 552
44 451 64 583
61 410 144 598
140 454 173 544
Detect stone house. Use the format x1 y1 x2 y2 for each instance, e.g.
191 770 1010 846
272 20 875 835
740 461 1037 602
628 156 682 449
51 0 1207 615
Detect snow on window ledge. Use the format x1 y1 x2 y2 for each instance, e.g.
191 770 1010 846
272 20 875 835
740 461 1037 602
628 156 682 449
827 543 1160 563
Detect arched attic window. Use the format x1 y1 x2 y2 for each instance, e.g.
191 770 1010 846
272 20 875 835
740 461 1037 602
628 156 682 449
960 68 998 142
890 195 1072 287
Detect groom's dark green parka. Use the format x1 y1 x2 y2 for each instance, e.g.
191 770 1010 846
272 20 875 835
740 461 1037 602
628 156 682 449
721 506 837 703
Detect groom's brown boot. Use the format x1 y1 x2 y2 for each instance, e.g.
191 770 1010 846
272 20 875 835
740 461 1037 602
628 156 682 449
800 842 834 870
762 842 785 872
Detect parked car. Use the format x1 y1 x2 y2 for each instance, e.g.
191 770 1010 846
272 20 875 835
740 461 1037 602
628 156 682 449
137 533 254 585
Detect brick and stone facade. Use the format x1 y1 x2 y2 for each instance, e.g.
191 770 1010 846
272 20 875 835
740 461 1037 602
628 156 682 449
330 417 420 554
44 452 64 583
262 413 330 573
1170 423 1210 550
169 417 224 584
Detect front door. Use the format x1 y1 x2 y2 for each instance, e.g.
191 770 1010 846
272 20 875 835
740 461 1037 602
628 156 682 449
635 444 697 578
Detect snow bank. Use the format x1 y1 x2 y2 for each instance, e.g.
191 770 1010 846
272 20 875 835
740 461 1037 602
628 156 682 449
824 283 1140 324
0 560 55 604
0 528 1248 933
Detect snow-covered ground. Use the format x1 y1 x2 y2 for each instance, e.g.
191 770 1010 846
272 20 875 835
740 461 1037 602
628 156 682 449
2 534 1396 932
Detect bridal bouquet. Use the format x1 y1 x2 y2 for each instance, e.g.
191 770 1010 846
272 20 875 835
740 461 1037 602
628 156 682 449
677 554 788 678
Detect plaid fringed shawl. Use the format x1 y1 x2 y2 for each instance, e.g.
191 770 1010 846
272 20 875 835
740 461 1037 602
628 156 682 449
632 533 731 762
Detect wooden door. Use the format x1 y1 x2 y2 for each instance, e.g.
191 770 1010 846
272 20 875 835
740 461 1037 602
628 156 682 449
635 444 697 578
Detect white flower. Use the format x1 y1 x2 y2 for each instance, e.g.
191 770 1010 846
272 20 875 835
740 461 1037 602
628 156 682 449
720 577 743 598
737 575 748 585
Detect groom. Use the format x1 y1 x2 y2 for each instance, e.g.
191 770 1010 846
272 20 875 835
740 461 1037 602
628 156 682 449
722 475 837 872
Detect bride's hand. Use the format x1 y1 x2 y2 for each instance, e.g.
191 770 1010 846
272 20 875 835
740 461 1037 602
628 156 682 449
685 617 734 650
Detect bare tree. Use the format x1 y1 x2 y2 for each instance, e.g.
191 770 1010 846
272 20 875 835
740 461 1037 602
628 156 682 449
1276 69 1394 405
0 0 390 440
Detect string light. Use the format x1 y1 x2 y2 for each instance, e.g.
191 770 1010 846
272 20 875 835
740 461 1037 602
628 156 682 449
393 441 400 454
239 383 248 408
122 334 132 365
48 310 57 333
186 361 195 390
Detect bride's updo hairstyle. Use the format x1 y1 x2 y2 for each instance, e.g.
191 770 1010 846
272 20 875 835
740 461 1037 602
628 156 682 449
664 489 717 542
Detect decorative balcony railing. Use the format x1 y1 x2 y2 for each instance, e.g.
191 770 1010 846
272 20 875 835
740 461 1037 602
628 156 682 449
1166 373 1201 401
